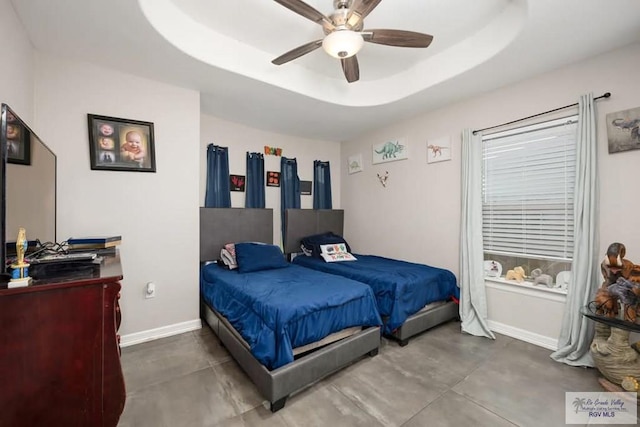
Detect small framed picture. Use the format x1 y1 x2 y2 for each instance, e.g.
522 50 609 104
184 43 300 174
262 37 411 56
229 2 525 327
300 180 312 195
347 154 363 174
266 171 280 187
230 174 245 192
87 114 156 172
6 118 31 165
372 138 408 164
427 136 452 164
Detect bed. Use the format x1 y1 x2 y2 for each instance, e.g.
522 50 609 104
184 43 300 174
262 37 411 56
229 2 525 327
200 207 382 412
284 208 460 346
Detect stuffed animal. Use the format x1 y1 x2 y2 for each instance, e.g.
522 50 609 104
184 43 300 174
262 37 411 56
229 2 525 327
530 268 554 288
505 266 526 282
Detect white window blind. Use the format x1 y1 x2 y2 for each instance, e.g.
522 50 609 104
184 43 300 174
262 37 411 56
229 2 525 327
482 116 578 261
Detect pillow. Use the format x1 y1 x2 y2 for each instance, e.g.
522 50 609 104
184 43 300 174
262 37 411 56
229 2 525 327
220 248 238 270
319 243 357 263
235 242 289 273
301 232 351 258
300 244 312 257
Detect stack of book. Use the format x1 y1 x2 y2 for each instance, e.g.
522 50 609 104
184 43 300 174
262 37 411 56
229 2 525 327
67 236 121 254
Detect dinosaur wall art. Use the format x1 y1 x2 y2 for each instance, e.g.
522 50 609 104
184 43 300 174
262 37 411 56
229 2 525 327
372 139 408 164
427 136 452 164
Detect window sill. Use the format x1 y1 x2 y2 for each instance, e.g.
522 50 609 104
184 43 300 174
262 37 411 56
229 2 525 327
485 277 567 303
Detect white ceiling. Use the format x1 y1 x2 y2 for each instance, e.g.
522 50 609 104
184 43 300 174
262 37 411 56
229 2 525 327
10 0 640 141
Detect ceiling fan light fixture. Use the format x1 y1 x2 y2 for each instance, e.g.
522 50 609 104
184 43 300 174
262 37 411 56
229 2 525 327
322 30 363 59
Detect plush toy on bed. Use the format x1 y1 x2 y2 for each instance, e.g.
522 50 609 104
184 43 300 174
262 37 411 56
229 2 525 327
530 268 554 288
505 266 526 282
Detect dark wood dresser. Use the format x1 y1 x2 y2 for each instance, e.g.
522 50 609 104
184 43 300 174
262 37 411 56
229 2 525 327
0 254 125 427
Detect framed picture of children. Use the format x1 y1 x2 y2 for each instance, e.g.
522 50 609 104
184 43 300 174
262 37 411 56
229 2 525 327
6 110 31 165
87 113 156 172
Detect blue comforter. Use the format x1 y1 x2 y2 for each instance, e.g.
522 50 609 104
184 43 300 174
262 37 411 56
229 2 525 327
293 255 459 334
200 263 382 370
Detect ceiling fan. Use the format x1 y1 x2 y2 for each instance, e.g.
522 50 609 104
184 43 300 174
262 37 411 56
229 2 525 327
271 0 433 83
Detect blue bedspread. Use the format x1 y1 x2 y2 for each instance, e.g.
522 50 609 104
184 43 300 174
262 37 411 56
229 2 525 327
200 263 382 370
293 255 459 334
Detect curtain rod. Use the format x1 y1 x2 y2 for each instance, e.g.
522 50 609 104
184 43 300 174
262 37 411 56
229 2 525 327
472 92 611 135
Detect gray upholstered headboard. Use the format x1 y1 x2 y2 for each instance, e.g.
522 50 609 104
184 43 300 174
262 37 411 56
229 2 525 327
200 208 273 262
284 209 344 255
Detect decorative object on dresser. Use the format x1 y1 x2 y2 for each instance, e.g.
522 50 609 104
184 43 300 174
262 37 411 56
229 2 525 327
8 227 32 288
0 253 125 426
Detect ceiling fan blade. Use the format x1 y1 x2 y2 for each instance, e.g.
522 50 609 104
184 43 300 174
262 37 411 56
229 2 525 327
272 39 323 65
341 56 360 83
346 0 382 28
273 0 334 30
363 29 433 48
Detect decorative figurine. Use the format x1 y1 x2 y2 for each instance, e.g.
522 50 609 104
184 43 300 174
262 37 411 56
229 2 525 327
9 227 31 288
505 266 526 282
530 268 554 288
589 242 640 394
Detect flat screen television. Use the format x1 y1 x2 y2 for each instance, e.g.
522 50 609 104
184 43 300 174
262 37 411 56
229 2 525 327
0 104 56 282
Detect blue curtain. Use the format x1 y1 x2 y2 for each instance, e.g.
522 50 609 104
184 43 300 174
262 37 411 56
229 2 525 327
281 157 300 241
204 144 231 208
245 152 265 208
313 160 332 209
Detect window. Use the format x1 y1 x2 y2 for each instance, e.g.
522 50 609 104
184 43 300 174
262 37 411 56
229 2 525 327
482 116 578 283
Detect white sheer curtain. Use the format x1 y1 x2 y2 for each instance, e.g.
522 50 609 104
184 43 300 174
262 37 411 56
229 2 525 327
551 93 599 367
459 129 495 339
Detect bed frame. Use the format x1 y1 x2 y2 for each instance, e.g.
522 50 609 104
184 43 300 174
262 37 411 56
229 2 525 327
199 207 381 412
284 208 459 346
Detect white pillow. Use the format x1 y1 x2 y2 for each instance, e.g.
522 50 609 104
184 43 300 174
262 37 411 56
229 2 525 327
300 244 313 257
220 244 238 270
319 243 357 263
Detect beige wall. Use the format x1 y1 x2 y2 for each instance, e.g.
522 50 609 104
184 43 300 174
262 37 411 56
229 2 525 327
0 0 34 120
341 42 640 345
34 54 201 338
200 115 341 246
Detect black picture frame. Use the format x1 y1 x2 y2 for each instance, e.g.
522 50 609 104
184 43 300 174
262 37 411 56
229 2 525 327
6 110 30 165
230 174 245 192
266 171 280 187
300 180 312 195
87 114 156 172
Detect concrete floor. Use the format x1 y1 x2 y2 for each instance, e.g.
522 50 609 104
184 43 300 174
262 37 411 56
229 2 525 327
117 321 636 427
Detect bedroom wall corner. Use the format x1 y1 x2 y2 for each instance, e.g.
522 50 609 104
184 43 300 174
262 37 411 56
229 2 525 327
200 115 342 246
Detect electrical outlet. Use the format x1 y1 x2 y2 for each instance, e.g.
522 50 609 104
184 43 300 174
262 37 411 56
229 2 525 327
145 282 156 299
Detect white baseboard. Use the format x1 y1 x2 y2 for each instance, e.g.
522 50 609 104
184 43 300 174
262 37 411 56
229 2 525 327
119 319 203 347
488 320 558 351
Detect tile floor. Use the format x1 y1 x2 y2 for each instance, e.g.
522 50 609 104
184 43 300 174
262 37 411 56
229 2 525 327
117 321 637 427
